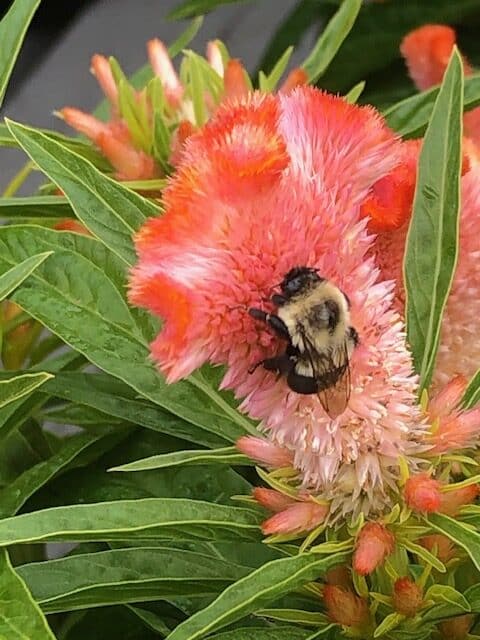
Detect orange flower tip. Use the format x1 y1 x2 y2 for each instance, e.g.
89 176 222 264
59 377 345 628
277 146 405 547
393 577 423 617
438 614 474 640
428 375 468 419
419 534 456 563
96 132 159 181
323 585 370 628
440 484 479 517
236 436 293 468
90 54 119 108
401 25 472 92
58 107 107 141
353 522 395 576
170 120 197 166
147 38 183 107
223 59 250 101
207 40 224 77
261 501 328 536
325 565 352 589
279 68 309 94
404 473 442 513
54 219 90 235
252 487 295 512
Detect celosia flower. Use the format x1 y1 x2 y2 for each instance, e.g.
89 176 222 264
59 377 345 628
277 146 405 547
323 585 371 629
419 534 457 563
404 473 442 513
401 25 480 144
252 487 295 512
261 499 329 536
438 614 474 640
427 376 480 454
392 577 423 617
440 484 479 516
129 86 425 520
353 521 395 575
237 436 293 468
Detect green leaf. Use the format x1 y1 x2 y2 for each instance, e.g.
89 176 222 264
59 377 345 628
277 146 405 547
0 499 261 545
344 80 365 105
256 608 329 626
127 605 172 636
373 612 403 638
165 551 350 640
209 630 312 640
0 196 73 220
428 512 480 570
42 372 230 448
168 16 204 58
0 430 123 518
168 0 252 20
0 251 52 301
0 372 53 410
18 547 250 613
301 0 361 84
384 74 480 138
404 49 463 392
110 446 251 472
425 584 470 612
0 0 41 107
6 120 158 266
0 548 55 639
462 368 480 409
258 46 293 92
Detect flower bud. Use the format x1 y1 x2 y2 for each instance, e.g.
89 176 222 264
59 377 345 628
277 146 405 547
440 484 479 516
404 473 442 513
236 436 293 468
393 577 423 617
353 522 395 575
325 565 352 589
223 59 250 101
323 585 370 628
252 487 295 512
419 534 457 563
279 68 308 93
261 500 328 536
438 614 474 640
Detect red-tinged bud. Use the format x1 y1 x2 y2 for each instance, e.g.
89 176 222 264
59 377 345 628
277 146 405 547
236 436 293 468
261 500 328 536
323 585 370 628
393 577 423 617
90 54 119 111
404 473 442 513
54 220 90 235
325 565 352 589
207 40 224 77
419 534 457 563
252 487 295 512
147 38 183 107
279 68 308 94
353 522 395 575
428 375 468 420
440 484 479 516
96 132 159 181
223 59 250 101
59 107 108 142
170 120 196 166
438 614 474 640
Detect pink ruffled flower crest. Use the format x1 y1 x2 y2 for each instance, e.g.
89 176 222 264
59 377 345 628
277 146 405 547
129 86 425 519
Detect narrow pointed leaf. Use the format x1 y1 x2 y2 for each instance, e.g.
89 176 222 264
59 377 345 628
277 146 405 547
168 16 204 58
6 120 158 266
463 368 480 409
210 630 311 640
0 499 262 545
0 0 41 107
0 252 52 301
18 547 250 613
0 196 73 220
0 372 53 410
168 0 252 20
0 549 55 639
404 49 463 392
110 446 251 472
301 0 361 83
166 551 350 640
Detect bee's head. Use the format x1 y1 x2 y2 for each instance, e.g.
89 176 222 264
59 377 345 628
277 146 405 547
281 266 322 298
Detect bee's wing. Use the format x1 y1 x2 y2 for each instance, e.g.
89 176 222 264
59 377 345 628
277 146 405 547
300 329 351 420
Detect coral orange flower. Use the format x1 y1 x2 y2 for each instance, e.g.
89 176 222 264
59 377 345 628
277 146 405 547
353 521 395 575
129 86 425 520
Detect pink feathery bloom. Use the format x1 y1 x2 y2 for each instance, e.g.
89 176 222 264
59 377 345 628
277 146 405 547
419 534 457 563
353 521 395 575
427 376 480 454
252 487 296 512
129 86 425 519
323 585 371 629
261 499 328 536
401 25 480 146
392 577 423 618
404 473 442 513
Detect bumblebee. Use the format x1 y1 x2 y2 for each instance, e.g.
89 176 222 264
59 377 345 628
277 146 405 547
249 266 359 418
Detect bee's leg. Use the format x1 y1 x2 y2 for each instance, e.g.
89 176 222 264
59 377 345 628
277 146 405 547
286 370 319 395
248 308 290 341
271 294 288 307
248 353 295 376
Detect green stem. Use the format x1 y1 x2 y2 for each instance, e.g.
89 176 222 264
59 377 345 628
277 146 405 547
2 160 35 197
